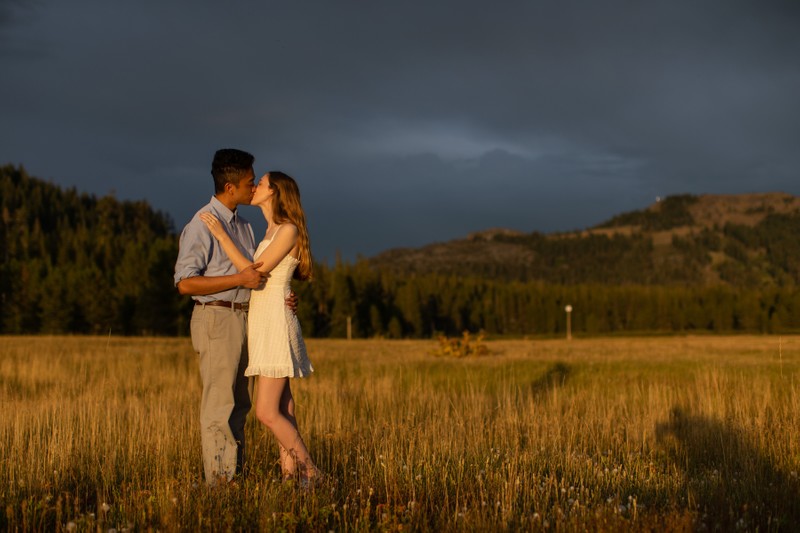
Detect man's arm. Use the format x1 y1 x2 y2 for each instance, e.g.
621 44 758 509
177 263 265 295
175 215 263 296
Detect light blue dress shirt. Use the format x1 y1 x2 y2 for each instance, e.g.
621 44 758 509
174 196 256 304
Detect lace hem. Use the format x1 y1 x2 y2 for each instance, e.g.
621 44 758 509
245 364 314 378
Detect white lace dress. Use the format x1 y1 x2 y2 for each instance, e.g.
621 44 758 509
245 234 313 378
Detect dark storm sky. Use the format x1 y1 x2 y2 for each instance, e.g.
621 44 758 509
1 1 799 261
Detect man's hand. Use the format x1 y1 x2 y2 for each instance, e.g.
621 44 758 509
285 291 299 315
239 262 266 289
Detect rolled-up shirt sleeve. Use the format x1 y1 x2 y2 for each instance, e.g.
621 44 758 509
174 215 212 286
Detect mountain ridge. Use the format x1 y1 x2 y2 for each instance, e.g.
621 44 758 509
368 192 800 287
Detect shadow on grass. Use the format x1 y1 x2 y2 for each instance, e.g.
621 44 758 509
530 362 571 398
655 406 800 531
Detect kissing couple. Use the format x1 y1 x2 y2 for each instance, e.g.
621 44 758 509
174 148 320 486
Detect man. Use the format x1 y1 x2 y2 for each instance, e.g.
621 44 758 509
174 148 285 484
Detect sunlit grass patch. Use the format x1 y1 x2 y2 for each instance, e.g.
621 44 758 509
1 335 799 530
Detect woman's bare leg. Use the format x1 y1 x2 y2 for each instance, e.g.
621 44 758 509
278 381 298 477
255 376 317 479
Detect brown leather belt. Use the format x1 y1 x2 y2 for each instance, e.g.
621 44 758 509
195 300 249 311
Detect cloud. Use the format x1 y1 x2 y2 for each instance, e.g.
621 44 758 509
1 0 799 260
0 0 43 57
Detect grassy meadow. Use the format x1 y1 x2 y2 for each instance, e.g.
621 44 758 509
2 335 800 531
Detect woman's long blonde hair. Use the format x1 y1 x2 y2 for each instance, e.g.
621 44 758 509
268 171 313 281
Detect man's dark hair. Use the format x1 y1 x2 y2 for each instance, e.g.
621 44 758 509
211 149 255 193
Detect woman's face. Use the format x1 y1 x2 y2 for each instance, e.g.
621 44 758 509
250 174 273 206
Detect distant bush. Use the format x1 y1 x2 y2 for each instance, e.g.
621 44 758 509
431 331 491 358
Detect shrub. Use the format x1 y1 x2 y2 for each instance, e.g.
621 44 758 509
430 330 491 357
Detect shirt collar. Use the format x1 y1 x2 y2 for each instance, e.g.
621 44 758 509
210 196 237 224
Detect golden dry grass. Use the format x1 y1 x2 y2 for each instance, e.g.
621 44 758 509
2 335 800 531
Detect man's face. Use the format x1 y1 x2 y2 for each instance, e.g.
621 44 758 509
231 170 256 206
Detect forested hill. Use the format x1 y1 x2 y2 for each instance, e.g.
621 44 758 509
3 164 800 337
369 193 800 287
0 165 187 334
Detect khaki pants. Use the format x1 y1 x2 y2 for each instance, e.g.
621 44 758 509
191 304 252 484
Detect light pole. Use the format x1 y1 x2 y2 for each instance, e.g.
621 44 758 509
565 305 573 341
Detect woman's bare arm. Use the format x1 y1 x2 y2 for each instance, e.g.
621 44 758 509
200 213 298 274
199 213 255 272
252 224 298 273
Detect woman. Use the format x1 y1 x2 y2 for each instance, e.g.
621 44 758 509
200 171 319 484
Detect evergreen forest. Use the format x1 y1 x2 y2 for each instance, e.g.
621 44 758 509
2 165 800 337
